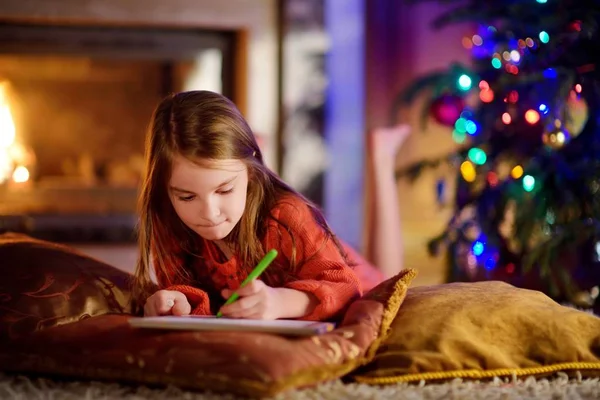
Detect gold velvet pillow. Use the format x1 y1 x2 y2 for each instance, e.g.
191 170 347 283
352 281 600 384
0 233 135 340
0 269 417 398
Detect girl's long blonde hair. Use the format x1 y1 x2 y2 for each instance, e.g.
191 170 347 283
132 90 348 309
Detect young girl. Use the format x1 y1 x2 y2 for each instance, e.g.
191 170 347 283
133 90 362 321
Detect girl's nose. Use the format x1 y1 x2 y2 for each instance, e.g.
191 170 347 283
200 198 220 220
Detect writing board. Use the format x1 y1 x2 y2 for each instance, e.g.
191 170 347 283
128 315 335 336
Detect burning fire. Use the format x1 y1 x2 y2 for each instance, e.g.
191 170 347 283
0 82 33 184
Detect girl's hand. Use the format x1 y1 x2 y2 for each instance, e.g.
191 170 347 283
144 289 191 317
219 280 282 320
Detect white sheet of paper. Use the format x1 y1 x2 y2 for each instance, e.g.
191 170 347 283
128 315 336 336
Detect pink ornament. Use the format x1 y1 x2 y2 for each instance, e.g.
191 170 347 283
430 95 465 127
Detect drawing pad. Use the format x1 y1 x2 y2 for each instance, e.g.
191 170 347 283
128 315 336 336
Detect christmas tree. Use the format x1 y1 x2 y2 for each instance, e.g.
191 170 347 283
395 0 600 311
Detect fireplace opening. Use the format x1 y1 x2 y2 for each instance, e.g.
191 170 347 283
0 23 237 242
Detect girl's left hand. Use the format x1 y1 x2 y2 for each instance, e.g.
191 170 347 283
219 280 282 319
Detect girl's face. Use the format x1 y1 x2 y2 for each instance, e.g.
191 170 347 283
169 154 249 241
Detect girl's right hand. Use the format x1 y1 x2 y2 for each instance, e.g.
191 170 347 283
143 290 191 316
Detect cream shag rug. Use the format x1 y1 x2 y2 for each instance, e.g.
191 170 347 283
1 373 599 400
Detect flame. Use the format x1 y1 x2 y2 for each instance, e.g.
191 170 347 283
0 82 30 184
0 102 15 147
12 165 30 183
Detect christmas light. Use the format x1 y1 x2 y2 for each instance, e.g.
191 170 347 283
457 74 473 91
487 171 499 187
455 118 467 133
472 240 484 256
575 84 582 93
511 165 524 179
536 0 547 3
539 31 550 43
460 160 476 182
485 257 497 270
478 81 493 103
502 112 512 124
465 120 478 134
491 58 502 69
480 89 494 102
543 128 570 149
472 35 483 46
523 175 535 191
543 68 557 79
539 104 549 114
468 147 487 165
510 50 521 63
525 109 540 124
506 263 515 274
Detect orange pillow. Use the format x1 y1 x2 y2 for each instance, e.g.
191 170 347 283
352 281 600 384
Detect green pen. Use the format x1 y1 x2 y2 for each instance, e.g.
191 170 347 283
216 249 278 318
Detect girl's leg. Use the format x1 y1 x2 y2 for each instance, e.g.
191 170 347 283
365 124 411 278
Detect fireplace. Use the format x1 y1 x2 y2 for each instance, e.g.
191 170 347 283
0 22 237 244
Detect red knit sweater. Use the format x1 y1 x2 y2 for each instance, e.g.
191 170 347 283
158 194 363 321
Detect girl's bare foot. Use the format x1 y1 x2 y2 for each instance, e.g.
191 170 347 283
369 124 412 163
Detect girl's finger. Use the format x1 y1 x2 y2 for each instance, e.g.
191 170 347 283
172 298 191 315
220 294 261 316
235 280 265 296
155 298 175 315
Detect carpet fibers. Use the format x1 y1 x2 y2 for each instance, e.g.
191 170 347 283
1 373 599 400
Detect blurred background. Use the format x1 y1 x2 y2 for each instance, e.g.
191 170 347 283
4 0 592 298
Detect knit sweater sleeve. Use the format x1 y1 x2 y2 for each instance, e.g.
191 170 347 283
164 284 212 315
266 196 362 321
152 246 212 316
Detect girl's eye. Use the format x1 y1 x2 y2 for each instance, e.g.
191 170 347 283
178 195 196 202
217 188 234 195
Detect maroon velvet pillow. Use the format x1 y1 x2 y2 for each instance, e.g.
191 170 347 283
0 232 134 340
0 267 417 397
